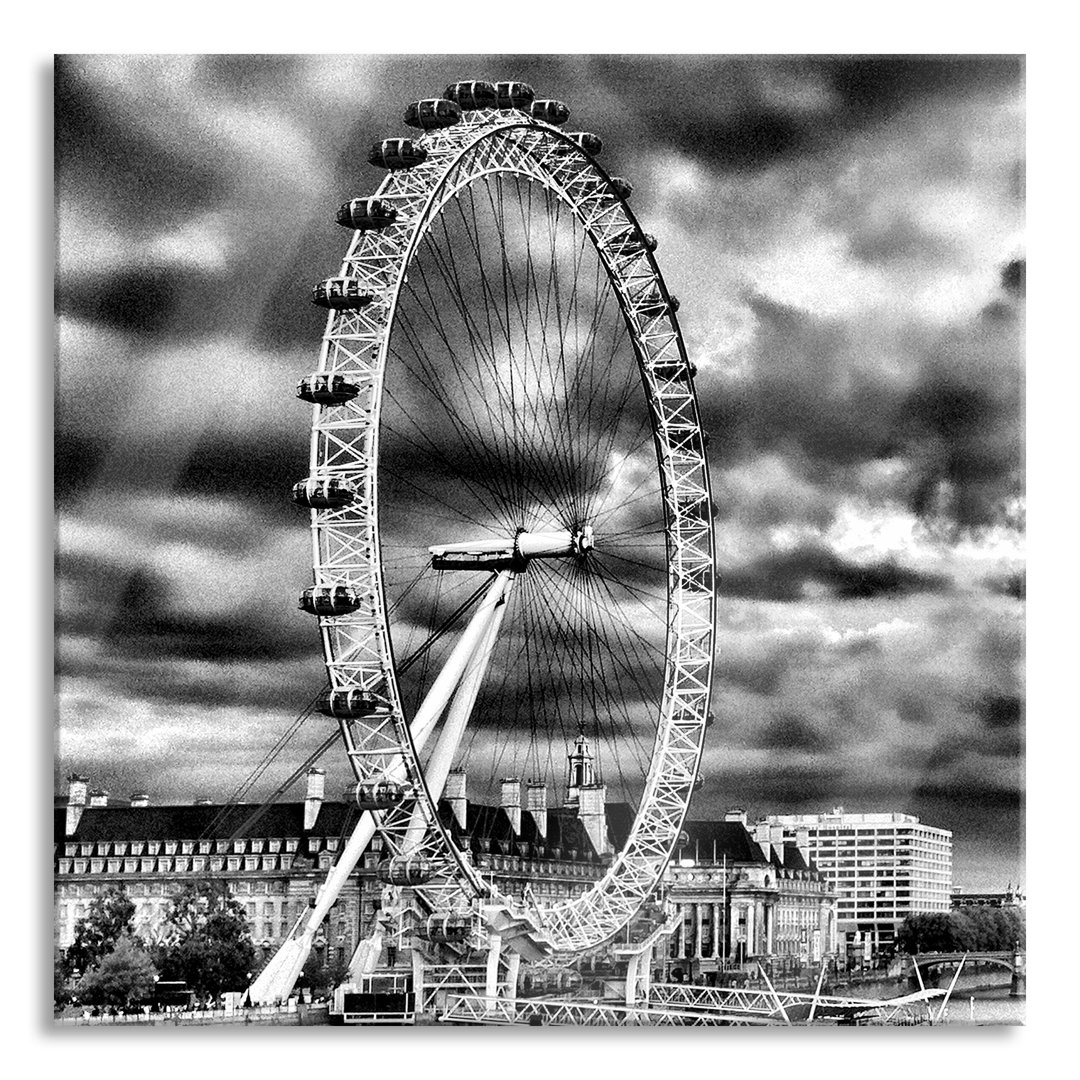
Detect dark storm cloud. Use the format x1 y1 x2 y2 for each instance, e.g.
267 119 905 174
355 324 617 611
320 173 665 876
55 57 227 220
65 564 313 665
718 541 949 601
55 55 1024 889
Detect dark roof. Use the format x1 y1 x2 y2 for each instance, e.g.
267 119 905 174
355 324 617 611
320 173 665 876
677 820 769 864
775 842 812 873
54 801 363 845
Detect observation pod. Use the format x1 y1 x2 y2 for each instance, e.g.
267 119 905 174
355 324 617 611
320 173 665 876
355 780 408 811
317 686 390 718
376 854 437 887
296 373 360 406
404 98 462 130
531 99 570 125
608 230 658 257
368 139 427 170
650 359 697 380
555 971 583 993
444 81 498 110
567 132 602 155
336 197 397 231
312 278 376 310
418 913 471 943
494 80 535 110
292 476 358 509
609 176 633 200
639 292 680 317
298 585 364 617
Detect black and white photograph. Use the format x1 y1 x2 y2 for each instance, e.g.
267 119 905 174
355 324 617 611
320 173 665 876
49 52 1026 1036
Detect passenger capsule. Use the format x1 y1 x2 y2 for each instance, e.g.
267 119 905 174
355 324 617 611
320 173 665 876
368 138 427 170
609 176 633 201
355 780 408 811
567 132 602 155
376 855 436 887
608 230 658 258
296 373 360 406
418 913 471 943
494 80 535 110
444 81 498 110
312 278 376 310
639 292 680 317
404 98 462 131
650 359 697 380
298 585 364 617
336 198 398 231
292 477 357 509
317 687 390 719
530 99 570 125
555 971 583 992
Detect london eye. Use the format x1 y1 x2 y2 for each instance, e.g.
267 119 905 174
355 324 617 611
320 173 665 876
253 78 716 1003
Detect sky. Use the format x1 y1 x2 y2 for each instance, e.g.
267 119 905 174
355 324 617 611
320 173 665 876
54 54 1024 892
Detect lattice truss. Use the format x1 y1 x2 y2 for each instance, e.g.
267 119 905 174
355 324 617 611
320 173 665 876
303 104 716 956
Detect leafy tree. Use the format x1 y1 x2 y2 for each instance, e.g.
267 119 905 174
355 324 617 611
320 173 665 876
76 934 158 1009
897 907 1026 954
54 948 74 1009
156 880 255 999
299 953 351 998
67 886 136 975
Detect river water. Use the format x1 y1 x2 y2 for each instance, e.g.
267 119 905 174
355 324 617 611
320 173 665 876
843 972 1024 1026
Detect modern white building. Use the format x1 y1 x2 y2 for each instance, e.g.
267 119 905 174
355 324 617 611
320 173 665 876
759 807 952 951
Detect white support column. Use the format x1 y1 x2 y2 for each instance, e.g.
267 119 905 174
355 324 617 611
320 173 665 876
504 952 521 1003
485 933 503 1001
695 904 704 960
403 571 514 850
249 571 513 1006
713 903 721 960
745 902 755 956
625 952 640 1006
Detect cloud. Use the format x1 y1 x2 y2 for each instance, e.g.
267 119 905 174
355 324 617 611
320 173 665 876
54 55 1024 886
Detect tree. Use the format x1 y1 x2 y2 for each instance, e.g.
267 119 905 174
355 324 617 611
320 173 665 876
299 953 351 999
54 948 74 1010
76 934 158 1010
156 880 255 1000
67 886 136 975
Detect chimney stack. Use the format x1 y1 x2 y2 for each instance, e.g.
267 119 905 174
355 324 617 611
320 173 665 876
193 797 213 806
445 769 467 829
65 773 89 836
304 768 325 831
754 820 772 860
770 825 786 860
500 777 522 835
89 788 109 808
129 793 150 808
526 781 548 839
577 783 609 856
796 828 810 860
724 808 747 826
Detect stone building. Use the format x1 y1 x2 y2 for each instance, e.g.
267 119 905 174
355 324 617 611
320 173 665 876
663 810 837 980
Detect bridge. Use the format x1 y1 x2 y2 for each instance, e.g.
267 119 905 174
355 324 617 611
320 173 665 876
440 983 945 1027
905 950 1025 996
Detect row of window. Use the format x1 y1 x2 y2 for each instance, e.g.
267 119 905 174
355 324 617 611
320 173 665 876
57 854 302 875
60 836 343 859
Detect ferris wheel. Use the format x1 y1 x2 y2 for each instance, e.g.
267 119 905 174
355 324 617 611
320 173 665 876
289 80 714 973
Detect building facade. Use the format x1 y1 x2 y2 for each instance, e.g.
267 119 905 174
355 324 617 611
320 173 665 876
761 807 953 950
663 810 837 980
54 769 608 970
